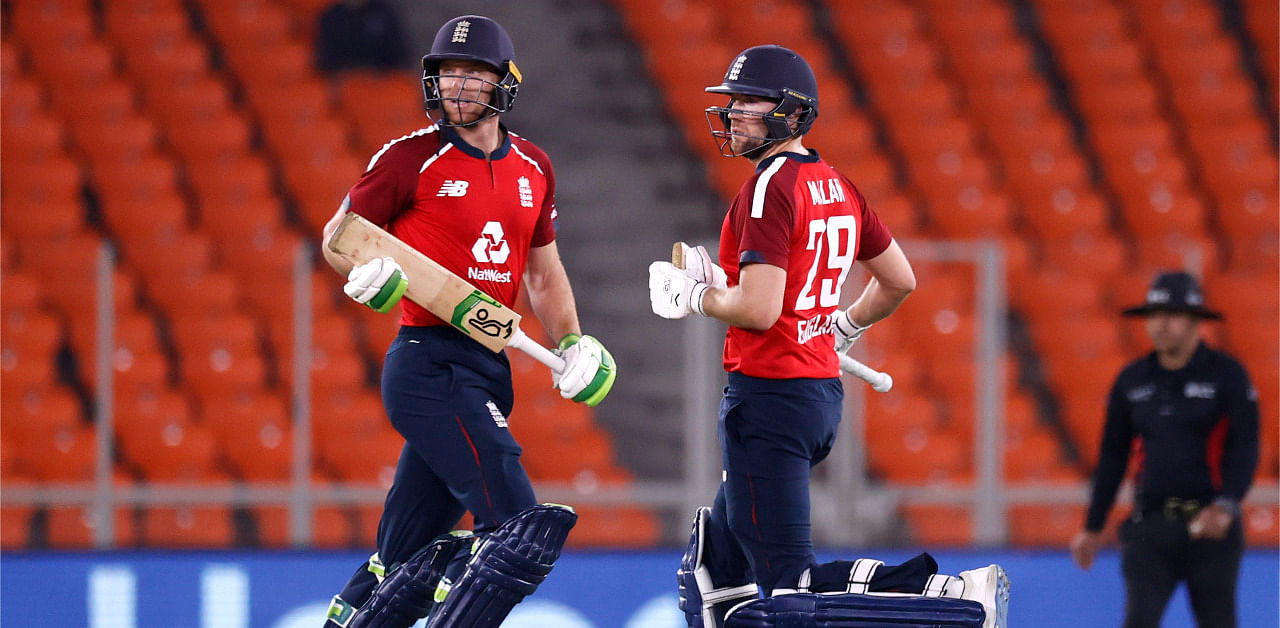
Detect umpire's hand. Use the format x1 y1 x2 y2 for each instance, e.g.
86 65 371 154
1188 504 1233 540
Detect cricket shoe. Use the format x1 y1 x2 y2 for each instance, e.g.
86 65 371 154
954 564 1009 628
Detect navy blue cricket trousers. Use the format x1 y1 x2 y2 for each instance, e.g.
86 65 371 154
709 372 844 595
376 325 536 564
328 326 537 617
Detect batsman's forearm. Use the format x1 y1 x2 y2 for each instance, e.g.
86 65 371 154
524 245 581 342
321 208 357 275
846 278 911 326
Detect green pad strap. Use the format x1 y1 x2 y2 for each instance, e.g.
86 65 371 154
326 595 356 627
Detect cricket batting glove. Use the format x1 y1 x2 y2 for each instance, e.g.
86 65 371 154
649 261 709 319
833 308 870 354
344 257 408 313
554 334 616 407
674 242 728 289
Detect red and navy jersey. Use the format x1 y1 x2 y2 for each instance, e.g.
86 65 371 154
345 124 557 327
719 150 891 379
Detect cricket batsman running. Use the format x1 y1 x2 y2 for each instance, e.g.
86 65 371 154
648 44 1008 627
318 14 614 628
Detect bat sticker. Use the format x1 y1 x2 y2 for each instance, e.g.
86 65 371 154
452 291 514 339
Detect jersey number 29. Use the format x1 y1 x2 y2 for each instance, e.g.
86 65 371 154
795 215 857 311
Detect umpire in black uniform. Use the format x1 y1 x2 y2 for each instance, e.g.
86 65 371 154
1069 271 1260 628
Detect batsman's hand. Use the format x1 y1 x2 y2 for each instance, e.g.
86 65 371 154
673 242 727 289
649 261 708 319
833 309 871 354
345 256 408 313
554 334 616 407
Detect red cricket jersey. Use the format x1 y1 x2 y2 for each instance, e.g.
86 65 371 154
345 124 557 327
719 150 892 379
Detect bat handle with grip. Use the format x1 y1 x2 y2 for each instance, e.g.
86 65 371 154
507 328 566 373
839 353 893 393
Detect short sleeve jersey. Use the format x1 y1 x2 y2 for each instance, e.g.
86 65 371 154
345 124 557 327
719 151 892 379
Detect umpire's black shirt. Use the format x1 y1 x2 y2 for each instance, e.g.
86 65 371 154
1085 342 1260 531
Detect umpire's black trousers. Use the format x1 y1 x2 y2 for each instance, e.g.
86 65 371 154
1119 512 1244 628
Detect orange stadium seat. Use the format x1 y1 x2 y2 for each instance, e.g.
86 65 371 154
1009 504 1084 547
165 110 254 167
900 505 972 547
210 394 296 482
2 111 67 166
20 423 98 483
312 391 391 455
1244 505 1279 547
3 155 83 209
1 505 35 550
569 506 660 548
225 40 314 88
1 197 84 241
12 1 95 54
120 420 224 482
1 272 45 313
45 506 139 549
53 75 138 130
186 154 276 207
1040 231 1130 278
142 505 235 547
323 430 402 486
197 192 289 243
141 76 234 131
1 77 47 128
115 389 192 448
1 384 82 445
103 2 190 47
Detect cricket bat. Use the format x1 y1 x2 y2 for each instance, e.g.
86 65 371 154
328 212 564 372
671 242 893 393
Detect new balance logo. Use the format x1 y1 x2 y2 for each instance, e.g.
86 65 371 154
437 180 469 197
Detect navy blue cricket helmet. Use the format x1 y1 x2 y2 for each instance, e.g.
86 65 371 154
422 15 522 125
705 45 819 157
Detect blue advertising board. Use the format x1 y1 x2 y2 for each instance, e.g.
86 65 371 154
2 549 1276 626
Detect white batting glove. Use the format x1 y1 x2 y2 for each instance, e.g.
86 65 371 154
674 242 727 289
649 261 708 319
554 334 616 407
833 309 870 354
344 257 408 313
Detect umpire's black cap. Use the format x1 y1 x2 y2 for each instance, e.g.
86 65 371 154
1122 271 1222 320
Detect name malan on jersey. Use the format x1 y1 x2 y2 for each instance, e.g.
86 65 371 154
807 177 846 206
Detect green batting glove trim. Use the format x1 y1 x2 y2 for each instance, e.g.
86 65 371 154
366 552 386 578
365 268 407 313
557 333 581 351
572 338 616 407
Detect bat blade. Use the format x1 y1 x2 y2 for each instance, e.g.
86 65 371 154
328 212 521 353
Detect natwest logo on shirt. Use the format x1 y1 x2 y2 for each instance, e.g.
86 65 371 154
437 180 469 197
471 221 510 264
